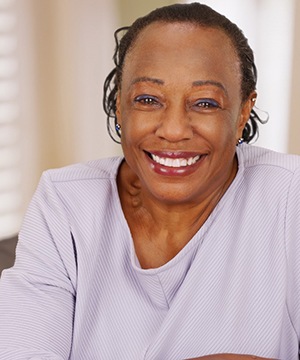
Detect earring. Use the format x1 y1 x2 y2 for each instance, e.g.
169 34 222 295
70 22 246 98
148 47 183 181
115 123 121 136
237 138 244 145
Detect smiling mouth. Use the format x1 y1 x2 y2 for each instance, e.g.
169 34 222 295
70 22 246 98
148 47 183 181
147 152 202 168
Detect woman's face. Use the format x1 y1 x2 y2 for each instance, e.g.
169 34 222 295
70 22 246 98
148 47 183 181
117 22 254 205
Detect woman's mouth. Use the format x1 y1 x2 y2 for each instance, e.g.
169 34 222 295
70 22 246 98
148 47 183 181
149 153 201 168
145 151 207 176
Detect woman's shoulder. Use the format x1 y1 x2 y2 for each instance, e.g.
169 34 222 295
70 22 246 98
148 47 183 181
238 144 300 174
41 156 124 184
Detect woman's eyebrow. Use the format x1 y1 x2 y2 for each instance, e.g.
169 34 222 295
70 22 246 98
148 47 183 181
192 80 228 95
130 77 227 93
131 76 164 86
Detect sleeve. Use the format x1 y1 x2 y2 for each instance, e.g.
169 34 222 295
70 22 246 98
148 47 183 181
0 171 77 359
285 166 300 346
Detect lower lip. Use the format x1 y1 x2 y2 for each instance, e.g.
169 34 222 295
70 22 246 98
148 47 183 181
147 155 207 176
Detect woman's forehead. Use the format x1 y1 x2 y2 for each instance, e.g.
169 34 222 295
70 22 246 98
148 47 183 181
126 21 237 63
130 21 232 46
122 22 240 86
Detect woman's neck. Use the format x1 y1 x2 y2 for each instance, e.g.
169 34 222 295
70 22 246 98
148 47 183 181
117 159 237 268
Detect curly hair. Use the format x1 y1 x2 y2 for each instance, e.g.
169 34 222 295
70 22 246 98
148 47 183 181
103 2 267 143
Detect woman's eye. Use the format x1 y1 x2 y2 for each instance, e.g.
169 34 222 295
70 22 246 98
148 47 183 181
195 99 220 109
134 95 159 106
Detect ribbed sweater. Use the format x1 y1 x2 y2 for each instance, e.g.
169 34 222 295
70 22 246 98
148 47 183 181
0 144 300 359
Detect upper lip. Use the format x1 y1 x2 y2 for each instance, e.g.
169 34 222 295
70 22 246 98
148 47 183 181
145 150 206 158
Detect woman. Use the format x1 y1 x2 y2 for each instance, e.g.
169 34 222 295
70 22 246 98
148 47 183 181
0 3 299 359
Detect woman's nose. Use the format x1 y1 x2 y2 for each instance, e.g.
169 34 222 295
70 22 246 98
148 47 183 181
155 104 193 142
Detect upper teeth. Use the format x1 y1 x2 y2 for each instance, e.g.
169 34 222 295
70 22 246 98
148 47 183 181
151 154 200 167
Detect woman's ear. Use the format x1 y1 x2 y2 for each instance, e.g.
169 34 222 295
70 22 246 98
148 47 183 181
236 91 257 139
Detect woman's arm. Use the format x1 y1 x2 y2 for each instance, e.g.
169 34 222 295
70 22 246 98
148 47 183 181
0 172 77 359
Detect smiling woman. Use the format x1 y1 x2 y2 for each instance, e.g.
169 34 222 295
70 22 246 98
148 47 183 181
116 22 250 208
114 22 253 269
0 3 300 360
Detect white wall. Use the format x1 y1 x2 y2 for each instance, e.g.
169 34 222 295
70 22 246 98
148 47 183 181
70 0 122 162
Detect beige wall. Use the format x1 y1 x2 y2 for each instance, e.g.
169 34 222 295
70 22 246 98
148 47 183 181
117 0 176 25
25 0 121 172
288 0 300 155
17 0 122 215
29 1 75 171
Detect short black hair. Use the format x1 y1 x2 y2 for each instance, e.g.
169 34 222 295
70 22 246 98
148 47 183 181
103 2 267 143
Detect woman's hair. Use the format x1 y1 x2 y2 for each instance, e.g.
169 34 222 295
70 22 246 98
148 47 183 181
103 2 267 143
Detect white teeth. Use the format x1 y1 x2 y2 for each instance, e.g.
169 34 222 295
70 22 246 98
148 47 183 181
151 154 201 168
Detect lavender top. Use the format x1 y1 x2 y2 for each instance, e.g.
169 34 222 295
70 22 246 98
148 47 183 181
0 144 300 359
